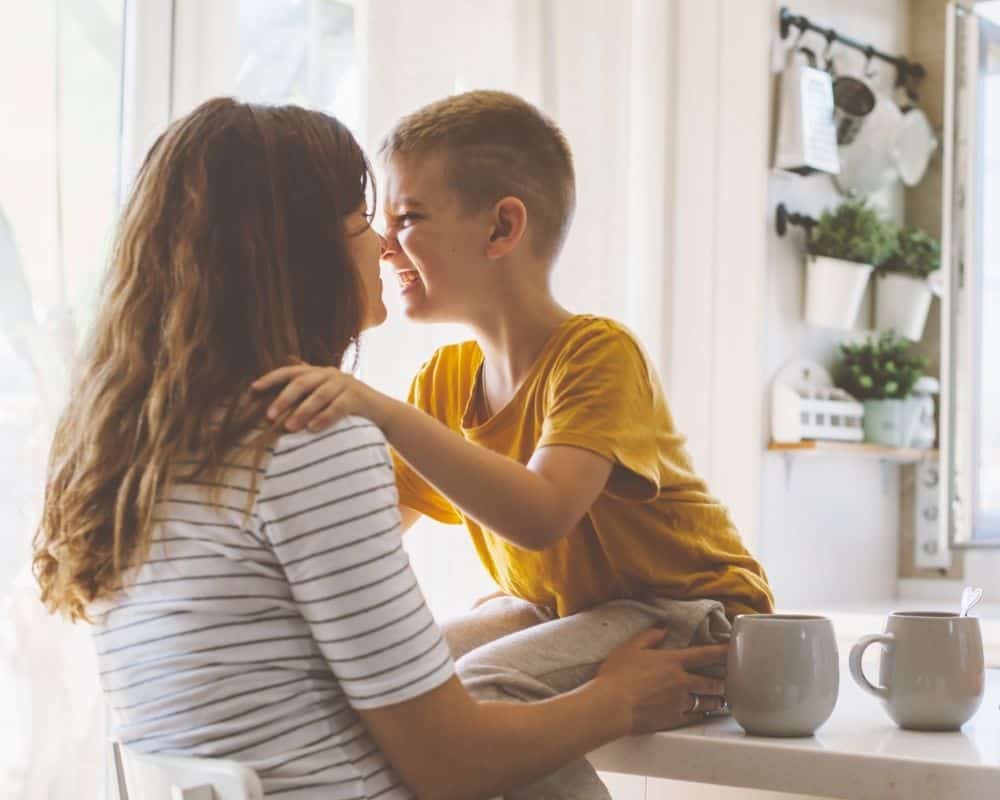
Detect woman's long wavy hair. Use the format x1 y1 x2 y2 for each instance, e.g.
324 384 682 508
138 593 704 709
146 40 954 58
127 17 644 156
33 97 374 621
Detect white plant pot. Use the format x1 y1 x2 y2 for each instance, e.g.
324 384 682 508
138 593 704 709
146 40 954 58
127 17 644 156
874 272 934 341
804 255 873 330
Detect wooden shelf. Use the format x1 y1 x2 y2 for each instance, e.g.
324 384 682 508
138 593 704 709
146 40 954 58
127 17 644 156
768 440 938 463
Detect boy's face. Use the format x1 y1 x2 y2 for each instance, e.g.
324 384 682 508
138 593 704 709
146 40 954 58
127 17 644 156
380 153 493 323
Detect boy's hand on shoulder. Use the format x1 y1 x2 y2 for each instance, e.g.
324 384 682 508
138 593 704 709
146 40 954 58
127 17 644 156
250 370 612 551
251 363 396 433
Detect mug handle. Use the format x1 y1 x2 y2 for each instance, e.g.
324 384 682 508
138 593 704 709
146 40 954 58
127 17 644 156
849 633 894 700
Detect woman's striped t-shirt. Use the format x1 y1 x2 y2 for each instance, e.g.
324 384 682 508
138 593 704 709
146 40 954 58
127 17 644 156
90 416 455 799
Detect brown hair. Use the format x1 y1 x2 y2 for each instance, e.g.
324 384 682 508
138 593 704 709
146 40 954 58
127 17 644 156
33 97 374 621
380 90 575 258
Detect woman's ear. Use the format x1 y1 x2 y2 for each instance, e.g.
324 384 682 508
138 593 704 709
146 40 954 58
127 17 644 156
486 196 528 258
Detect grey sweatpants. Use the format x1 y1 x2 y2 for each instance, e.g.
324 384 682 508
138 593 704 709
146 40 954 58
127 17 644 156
443 594 732 800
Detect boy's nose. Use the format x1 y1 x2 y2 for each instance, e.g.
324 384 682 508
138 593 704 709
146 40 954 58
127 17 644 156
379 230 400 261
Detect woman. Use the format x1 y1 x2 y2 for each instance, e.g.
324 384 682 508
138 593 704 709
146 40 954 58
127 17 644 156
32 97 726 800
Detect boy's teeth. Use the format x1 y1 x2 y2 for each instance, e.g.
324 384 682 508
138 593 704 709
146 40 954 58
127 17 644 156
397 271 419 286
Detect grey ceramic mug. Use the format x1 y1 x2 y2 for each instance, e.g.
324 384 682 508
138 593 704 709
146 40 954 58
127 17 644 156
849 611 985 731
727 614 840 737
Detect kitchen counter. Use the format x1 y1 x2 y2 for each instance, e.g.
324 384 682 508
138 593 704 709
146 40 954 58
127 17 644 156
796 601 1000 667
589 656 1000 799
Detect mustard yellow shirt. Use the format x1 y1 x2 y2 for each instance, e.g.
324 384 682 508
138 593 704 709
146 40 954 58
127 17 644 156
392 315 774 619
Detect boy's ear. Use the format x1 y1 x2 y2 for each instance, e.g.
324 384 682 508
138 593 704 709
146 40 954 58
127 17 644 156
486 197 528 258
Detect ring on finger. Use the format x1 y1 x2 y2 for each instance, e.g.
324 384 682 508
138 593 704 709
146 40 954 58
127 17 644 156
703 697 727 718
687 694 702 713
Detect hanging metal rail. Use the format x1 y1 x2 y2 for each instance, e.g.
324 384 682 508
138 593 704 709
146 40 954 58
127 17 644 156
775 204 817 239
779 6 926 88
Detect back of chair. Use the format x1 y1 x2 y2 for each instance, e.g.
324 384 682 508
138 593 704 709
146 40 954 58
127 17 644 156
113 742 265 800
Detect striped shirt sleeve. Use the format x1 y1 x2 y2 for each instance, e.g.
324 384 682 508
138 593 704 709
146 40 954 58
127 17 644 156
258 416 455 710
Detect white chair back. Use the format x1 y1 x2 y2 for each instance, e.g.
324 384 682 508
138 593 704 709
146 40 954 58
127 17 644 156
113 742 265 800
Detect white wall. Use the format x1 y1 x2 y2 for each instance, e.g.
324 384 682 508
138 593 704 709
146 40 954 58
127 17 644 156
758 0 1000 607
759 0 913 608
660 0 773 555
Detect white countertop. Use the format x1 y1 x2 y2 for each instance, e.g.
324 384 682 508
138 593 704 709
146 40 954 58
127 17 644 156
589 658 1000 799
794 602 1000 667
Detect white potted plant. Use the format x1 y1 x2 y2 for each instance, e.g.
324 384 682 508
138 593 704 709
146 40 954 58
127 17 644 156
805 200 896 330
833 331 928 447
874 227 940 341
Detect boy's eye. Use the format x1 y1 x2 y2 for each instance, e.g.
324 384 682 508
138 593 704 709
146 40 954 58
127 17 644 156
396 212 419 228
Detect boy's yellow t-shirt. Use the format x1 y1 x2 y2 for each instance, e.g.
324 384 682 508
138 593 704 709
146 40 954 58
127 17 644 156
392 315 774 619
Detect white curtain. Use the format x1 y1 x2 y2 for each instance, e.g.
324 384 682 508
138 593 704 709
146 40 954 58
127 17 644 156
0 250 112 800
3 2 675 796
1 1 123 797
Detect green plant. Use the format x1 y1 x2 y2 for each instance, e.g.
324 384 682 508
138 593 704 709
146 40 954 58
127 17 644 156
833 331 926 400
808 200 896 266
879 227 940 279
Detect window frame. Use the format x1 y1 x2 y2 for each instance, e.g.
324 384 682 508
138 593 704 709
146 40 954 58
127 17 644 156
943 1 1000 549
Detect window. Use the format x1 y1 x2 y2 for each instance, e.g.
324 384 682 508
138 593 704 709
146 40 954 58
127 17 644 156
0 0 124 789
0 0 124 589
237 0 361 134
946 1 1000 545
974 6 1000 539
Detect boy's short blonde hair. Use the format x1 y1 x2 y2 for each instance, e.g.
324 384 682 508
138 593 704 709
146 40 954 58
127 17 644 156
380 90 576 259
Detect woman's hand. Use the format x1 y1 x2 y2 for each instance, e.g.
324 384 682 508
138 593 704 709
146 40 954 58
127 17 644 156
595 627 728 735
251 364 394 432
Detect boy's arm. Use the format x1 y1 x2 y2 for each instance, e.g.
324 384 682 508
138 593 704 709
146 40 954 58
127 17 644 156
383 398 612 550
253 365 610 550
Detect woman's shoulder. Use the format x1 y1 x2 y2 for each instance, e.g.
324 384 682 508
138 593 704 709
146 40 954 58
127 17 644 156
259 416 399 543
271 415 386 449
266 415 389 472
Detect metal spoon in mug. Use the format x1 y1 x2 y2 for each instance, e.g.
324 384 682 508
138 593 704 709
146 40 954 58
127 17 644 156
960 586 984 617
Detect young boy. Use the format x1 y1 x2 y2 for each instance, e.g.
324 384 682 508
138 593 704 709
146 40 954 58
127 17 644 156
256 90 773 799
